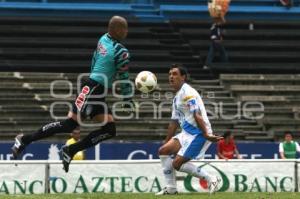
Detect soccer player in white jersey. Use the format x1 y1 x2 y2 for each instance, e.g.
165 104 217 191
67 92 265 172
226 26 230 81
156 65 223 195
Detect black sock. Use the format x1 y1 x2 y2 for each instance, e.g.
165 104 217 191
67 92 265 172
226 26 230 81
22 118 79 145
68 122 116 156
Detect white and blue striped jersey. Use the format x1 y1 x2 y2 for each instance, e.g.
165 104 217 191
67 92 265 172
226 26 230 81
171 83 212 135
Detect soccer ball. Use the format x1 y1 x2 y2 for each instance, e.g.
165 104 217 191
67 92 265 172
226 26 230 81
135 71 157 93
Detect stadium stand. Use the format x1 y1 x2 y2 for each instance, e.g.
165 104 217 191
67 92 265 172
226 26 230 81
171 20 300 74
0 71 268 141
0 0 300 20
0 1 299 142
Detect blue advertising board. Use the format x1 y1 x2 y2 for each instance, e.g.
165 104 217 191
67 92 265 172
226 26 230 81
0 141 288 160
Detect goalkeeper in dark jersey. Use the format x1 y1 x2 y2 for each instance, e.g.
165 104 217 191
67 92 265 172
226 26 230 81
11 16 135 172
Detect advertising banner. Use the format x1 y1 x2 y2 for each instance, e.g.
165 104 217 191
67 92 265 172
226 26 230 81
0 160 296 194
180 161 295 193
0 162 46 194
49 161 163 193
48 160 295 193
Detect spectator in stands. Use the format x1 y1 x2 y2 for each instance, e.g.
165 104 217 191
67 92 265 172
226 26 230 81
280 0 293 8
217 131 242 160
204 17 228 69
66 127 84 160
279 131 300 159
11 16 137 172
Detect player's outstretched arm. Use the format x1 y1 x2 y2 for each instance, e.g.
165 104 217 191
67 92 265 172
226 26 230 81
194 112 223 142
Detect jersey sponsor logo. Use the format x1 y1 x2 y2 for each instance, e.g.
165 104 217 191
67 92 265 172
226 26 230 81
187 99 197 112
97 43 107 56
183 95 195 102
187 99 196 106
75 86 90 111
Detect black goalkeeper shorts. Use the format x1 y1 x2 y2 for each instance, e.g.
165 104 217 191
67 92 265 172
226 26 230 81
71 78 112 118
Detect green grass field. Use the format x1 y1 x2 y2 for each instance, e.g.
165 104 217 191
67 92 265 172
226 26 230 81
1 193 299 199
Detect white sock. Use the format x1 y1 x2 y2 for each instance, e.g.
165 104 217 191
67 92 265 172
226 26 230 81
179 162 211 182
159 155 177 189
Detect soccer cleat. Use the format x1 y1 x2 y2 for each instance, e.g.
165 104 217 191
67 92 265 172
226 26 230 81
155 187 178 196
11 134 25 159
208 175 221 194
61 145 72 173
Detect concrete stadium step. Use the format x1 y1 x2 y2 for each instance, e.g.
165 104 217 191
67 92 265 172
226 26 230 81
0 83 75 93
269 126 300 133
0 25 155 37
0 91 234 102
266 127 300 132
0 98 49 105
179 29 300 40
158 85 226 92
201 91 232 98
261 100 300 108
172 19 300 28
0 72 66 82
239 95 294 102
0 37 162 49
262 119 300 126
257 110 295 120
0 106 48 112
221 74 300 83
266 126 300 134
233 124 263 131
0 116 52 122
1 48 172 61
0 92 35 98
200 50 300 63
189 39 300 51
211 63 300 74
273 129 300 138
0 60 177 73
230 85 300 92
191 79 220 86
244 131 274 141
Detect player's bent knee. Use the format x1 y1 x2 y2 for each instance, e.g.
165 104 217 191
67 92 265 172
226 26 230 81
93 114 114 123
61 118 79 133
67 111 78 121
158 145 169 155
102 122 116 138
158 147 164 155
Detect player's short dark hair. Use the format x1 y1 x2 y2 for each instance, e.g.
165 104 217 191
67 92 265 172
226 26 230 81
284 131 293 137
223 131 232 139
170 64 188 81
